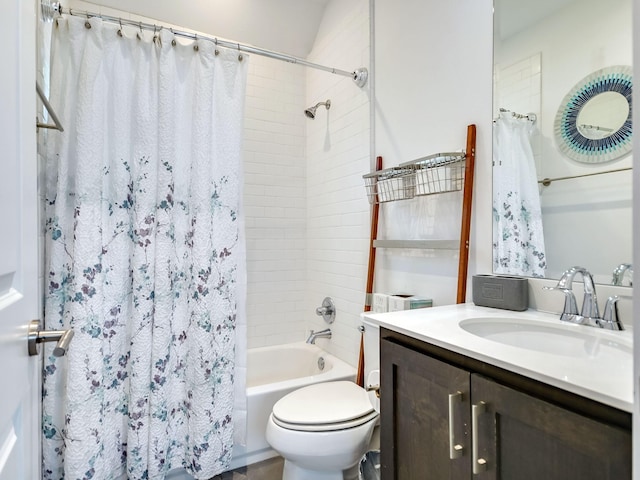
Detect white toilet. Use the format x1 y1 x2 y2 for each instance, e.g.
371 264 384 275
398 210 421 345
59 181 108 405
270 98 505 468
265 321 380 480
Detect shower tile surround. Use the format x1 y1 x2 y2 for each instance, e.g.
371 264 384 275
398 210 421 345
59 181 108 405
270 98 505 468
493 53 542 173
304 0 371 365
243 55 309 349
244 0 371 362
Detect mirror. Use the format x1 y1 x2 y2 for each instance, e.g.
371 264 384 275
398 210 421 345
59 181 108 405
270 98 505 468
577 92 629 140
493 0 633 286
554 65 633 163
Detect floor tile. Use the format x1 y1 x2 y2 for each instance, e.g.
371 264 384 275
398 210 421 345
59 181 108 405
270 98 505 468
210 456 283 480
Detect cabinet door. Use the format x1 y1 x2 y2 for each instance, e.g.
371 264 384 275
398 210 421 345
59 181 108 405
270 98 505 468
471 374 631 480
380 339 471 479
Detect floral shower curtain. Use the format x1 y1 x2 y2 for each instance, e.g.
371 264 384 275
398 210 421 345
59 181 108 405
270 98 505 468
42 16 247 480
493 112 546 277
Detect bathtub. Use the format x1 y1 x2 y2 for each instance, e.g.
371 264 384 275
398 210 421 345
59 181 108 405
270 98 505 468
229 342 356 469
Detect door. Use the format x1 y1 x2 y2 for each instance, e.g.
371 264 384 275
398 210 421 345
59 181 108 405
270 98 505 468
0 0 39 478
471 374 631 480
380 339 471 479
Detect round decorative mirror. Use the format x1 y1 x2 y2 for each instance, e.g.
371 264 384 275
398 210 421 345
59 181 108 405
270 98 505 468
554 65 632 163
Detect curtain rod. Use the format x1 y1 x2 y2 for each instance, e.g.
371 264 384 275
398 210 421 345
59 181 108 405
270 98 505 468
496 108 537 123
44 2 368 88
539 166 632 187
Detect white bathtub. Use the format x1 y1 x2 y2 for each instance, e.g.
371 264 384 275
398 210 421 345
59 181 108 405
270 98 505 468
230 342 356 469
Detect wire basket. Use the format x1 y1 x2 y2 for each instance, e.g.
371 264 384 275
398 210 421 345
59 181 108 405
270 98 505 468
401 152 465 196
363 166 415 204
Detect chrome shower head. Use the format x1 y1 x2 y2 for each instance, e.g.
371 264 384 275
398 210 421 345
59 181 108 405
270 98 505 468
305 99 331 119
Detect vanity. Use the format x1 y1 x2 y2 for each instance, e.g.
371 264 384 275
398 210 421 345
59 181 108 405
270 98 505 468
363 305 632 479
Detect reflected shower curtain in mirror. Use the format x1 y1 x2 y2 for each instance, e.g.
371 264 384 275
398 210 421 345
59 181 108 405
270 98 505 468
493 113 546 277
42 16 247 480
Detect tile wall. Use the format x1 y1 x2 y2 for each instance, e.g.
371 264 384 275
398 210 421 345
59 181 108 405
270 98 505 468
493 53 542 174
304 0 371 365
243 56 309 348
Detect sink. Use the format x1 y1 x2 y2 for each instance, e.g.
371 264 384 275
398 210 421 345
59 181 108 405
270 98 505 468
459 317 632 359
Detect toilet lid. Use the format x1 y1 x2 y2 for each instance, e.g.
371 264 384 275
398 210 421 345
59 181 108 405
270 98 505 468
272 381 375 427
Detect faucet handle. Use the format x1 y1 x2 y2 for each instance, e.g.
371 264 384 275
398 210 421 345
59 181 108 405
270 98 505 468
315 297 336 324
600 296 624 331
543 286 579 319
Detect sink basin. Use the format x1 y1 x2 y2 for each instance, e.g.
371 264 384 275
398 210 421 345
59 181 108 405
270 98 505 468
459 317 631 359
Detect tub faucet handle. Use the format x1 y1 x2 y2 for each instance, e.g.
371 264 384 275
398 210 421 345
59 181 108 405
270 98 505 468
315 297 336 324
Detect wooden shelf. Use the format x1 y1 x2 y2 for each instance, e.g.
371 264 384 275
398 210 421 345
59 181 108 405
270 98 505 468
364 124 476 304
373 239 459 250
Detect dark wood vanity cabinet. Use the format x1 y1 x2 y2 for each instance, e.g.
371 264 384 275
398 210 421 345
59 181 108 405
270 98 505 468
380 329 631 480
381 337 471 478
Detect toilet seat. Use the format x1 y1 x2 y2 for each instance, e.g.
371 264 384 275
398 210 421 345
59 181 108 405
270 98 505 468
271 381 378 432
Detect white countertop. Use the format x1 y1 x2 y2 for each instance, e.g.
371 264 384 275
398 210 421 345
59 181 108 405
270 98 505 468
362 303 633 412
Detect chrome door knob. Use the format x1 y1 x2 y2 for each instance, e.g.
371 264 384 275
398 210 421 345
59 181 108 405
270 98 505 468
28 319 74 357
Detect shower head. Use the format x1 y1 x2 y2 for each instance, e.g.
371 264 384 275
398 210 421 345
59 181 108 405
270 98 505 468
305 99 331 119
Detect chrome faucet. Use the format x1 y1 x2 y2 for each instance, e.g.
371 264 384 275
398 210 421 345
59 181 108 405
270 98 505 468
611 263 633 286
545 266 623 330
306 328 332 344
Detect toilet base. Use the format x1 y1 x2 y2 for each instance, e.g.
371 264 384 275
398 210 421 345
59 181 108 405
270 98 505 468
282 460 360 480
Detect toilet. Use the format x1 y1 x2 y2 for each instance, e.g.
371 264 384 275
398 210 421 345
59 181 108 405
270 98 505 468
265 321 380 480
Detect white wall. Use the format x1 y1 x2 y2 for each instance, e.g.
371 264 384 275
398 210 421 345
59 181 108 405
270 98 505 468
373 0 494 305
304 0 371 365
494 0 633 282
79 0 328 57
243 56 308 349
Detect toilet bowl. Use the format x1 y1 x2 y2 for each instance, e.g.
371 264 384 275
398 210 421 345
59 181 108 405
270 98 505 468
265 380 379 480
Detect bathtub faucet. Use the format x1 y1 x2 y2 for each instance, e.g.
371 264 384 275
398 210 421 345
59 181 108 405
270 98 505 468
306 328 332 344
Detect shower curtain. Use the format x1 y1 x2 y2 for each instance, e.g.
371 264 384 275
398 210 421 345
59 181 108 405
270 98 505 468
42 16 247 480
493 113 546 277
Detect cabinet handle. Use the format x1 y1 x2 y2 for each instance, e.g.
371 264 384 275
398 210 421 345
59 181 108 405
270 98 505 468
448 391 464 459
472 401 487 474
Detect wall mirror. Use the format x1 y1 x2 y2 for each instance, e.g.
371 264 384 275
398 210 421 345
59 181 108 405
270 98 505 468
555 65 633 164
493 0 633 286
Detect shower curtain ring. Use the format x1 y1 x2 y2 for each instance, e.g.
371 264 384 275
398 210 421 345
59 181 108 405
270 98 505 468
117 18 123 37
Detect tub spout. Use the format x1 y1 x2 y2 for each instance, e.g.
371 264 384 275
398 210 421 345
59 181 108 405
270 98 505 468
306 328 332 344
